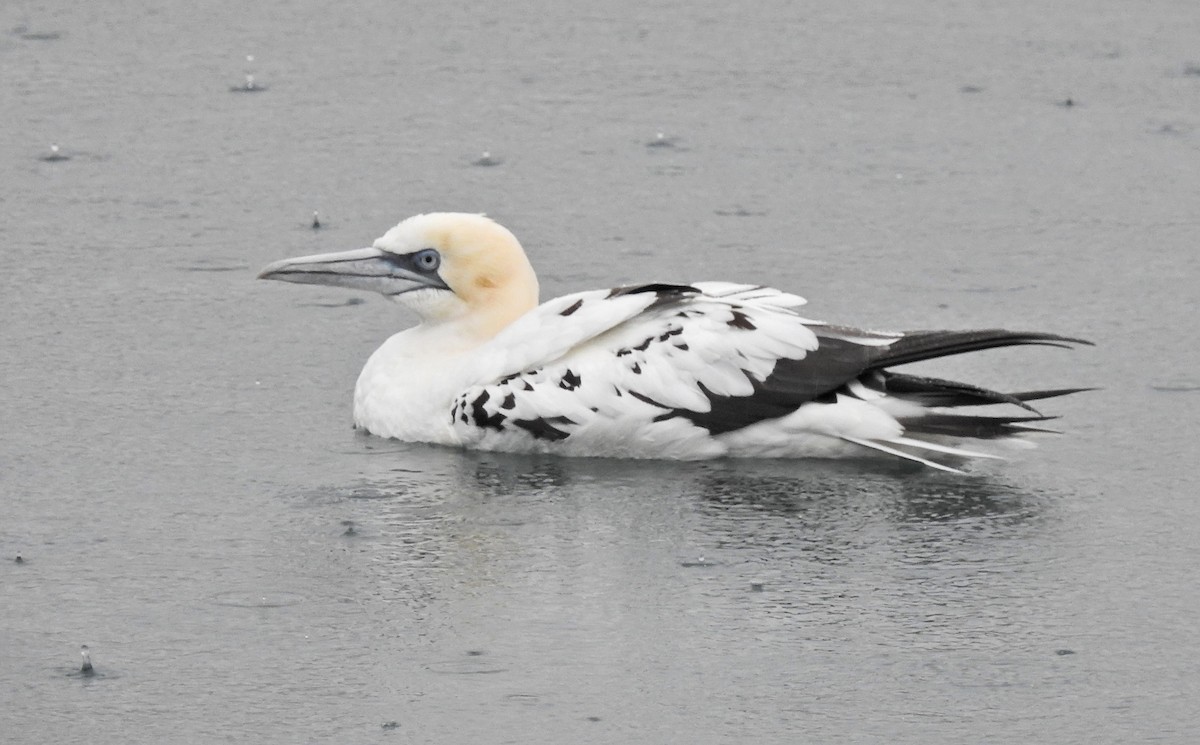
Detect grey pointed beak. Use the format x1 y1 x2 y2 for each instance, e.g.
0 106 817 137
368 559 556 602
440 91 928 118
257 247 448 296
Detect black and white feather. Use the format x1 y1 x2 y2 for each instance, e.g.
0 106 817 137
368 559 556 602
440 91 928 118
446 282 1090 470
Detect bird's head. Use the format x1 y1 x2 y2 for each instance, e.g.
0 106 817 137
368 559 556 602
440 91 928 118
258 213 540 338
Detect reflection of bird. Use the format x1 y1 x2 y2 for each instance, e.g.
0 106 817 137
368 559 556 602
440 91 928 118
258 213 1090 470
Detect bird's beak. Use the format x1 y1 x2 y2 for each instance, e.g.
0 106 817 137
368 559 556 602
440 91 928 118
256 247 449 296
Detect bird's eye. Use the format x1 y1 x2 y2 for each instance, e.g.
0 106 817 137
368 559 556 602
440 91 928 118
414 248 441 271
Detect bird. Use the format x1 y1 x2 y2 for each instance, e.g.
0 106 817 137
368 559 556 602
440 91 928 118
257 213 1090 471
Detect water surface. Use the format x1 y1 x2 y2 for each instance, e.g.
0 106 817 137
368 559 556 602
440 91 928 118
2 1 1198 742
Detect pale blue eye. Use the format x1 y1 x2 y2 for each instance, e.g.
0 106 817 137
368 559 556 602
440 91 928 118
414 249 441 271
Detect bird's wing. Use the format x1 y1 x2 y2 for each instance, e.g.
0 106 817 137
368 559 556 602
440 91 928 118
447 282 902 455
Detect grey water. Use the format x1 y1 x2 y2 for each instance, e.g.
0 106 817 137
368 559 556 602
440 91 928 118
2 1 1199 742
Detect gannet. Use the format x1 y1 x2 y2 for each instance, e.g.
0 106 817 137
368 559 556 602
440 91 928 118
258 213 1090 471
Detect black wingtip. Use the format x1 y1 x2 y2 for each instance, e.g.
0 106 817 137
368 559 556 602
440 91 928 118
1012 386 1099 403
875 329 1093 370
900 412 1064 439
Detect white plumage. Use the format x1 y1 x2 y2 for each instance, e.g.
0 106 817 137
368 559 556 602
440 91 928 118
259 213 1090 471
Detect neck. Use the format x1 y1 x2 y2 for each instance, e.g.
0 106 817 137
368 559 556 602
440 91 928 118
461 283 538 342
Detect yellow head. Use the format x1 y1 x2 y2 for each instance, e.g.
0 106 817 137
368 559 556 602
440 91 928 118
258 212 540 340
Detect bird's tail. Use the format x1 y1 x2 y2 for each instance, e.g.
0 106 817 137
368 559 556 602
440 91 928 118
842 330 1093 472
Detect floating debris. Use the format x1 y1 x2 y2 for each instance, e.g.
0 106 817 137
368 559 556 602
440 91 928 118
381 721 400 730
1182 63 1200 77
80 645 94 675
341 519 356 536
472 150 502 167
1057 97 1076 108
749 582 764 592
1054 648 1076 656
959 85 984 94
230 55 267 92
230 74 267 93
646 131 678 148
39 144 70 162
680 555 713 568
